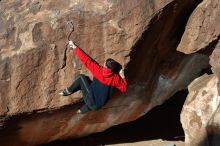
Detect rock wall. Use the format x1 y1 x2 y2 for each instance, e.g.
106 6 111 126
177 0 220 54
210 41 220 93
178 0 220 145
0 0 215 145
181 41 220 146
181 74 220 146
1 0 188 116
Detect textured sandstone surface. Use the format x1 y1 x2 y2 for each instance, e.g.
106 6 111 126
0 0 212 145
210 40 220 93
207 104 220 146
0 0 184 116
181 74 220 146
0 0 206 117
177 0 220 54
177 0 220 145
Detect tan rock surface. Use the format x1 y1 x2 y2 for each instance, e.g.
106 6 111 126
1 0 185 116
181 74 220 146
177 0 220 54
0 0 210 145
207 104 220 146
0 0 206 116
210 40 220 93
177 1 220 145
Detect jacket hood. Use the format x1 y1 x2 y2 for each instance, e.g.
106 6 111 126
102 67 114 77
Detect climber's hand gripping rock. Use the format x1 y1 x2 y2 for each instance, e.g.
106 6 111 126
68 40 77 49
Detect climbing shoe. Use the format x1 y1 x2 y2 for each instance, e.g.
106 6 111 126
59 88 71 96
76 109 82 114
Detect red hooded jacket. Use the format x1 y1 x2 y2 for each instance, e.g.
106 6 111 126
74 47 127 107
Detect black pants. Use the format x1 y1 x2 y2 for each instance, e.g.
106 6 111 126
67 74 96 113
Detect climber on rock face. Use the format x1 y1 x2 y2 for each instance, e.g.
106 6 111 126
59 41 127 114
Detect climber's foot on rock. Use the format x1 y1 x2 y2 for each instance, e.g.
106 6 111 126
59 88 71 96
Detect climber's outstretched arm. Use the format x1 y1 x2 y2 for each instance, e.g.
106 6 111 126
68 41 102 77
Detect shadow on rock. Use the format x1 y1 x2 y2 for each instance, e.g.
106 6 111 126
43 90 187 146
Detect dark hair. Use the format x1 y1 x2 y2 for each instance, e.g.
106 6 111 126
106 58 122 73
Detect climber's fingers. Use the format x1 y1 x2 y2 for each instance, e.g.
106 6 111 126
68 40 77 49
